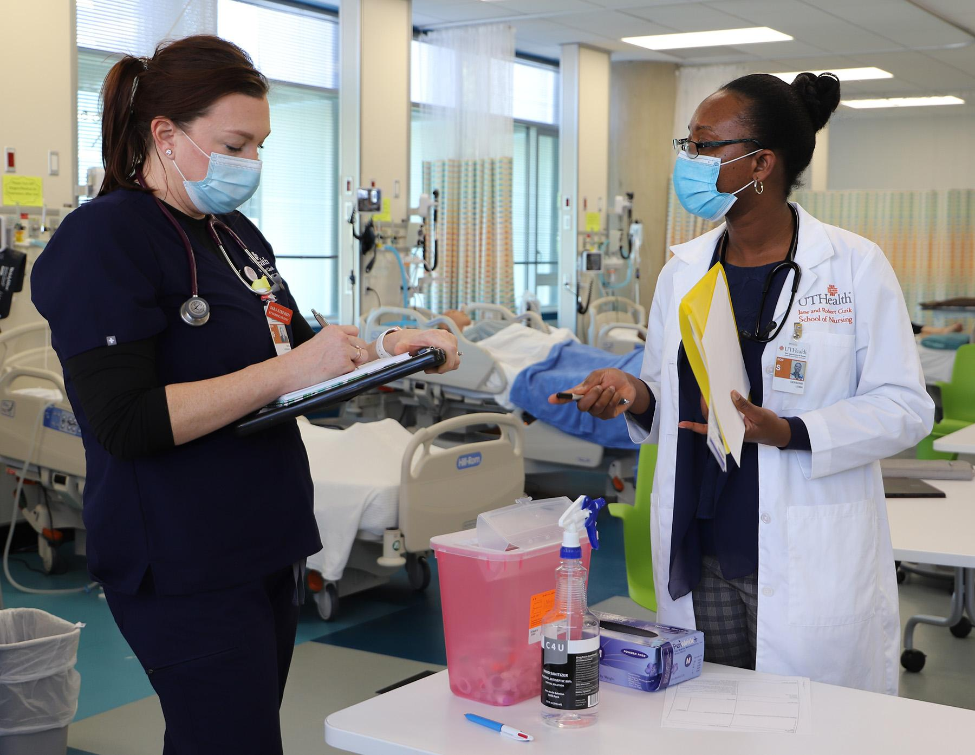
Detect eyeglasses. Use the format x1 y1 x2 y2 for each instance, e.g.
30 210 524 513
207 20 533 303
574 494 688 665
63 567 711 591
673 138 764 158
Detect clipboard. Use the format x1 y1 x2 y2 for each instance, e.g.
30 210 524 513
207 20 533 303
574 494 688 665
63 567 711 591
234 347 446 436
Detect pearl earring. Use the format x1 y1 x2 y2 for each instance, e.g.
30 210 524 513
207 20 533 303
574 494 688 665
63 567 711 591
165 149 173 157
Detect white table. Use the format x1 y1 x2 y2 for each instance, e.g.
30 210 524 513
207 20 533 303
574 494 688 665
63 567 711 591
933 424 975 454
886 477 975 670
325 664 975 754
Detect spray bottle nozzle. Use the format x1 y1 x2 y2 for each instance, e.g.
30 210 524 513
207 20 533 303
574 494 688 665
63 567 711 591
558 495 607 559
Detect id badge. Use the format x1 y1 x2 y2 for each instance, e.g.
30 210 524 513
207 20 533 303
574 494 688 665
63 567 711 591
265 300 293 356
773 341 808 395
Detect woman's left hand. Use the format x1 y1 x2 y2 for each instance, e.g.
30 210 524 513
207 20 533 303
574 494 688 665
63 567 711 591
732 391 792 447
385 328 461 374
678 390 792 447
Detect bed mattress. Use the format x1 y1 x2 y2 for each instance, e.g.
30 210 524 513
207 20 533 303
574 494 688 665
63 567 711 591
299 419 414 580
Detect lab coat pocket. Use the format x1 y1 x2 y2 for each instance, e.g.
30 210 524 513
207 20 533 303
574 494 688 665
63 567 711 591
772 332 856 415
787 499 878 627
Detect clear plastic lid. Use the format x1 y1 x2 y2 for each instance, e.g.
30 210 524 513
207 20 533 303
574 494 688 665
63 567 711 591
475 496 576 552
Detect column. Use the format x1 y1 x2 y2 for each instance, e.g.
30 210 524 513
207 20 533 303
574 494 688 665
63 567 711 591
609 61 677 307
558 45 611 331
338 0 412 324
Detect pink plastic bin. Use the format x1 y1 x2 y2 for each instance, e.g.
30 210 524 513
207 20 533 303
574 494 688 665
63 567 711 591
431 529 591 706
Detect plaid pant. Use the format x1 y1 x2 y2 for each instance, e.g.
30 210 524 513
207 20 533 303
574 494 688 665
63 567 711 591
692 555 759 670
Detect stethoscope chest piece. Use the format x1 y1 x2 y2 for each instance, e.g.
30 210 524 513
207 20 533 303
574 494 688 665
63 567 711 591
181 295 211 327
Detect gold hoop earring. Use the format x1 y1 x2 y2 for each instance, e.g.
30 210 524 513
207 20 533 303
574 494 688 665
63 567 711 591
754 181 764 195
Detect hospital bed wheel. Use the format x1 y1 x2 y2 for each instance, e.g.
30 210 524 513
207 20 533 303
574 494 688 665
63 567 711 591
950 617 972 639
407 555 431 592
900 649 926 673
314 583 339 622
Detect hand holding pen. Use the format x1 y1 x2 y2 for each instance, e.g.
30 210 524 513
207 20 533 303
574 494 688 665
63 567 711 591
549 367 649 421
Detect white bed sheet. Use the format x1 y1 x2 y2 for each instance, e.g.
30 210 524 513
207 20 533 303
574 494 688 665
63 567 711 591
917 339 956 386
476 326 578 409
299 419 414 581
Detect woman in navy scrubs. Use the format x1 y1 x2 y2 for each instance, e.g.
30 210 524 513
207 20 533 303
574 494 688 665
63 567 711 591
31 36 458 754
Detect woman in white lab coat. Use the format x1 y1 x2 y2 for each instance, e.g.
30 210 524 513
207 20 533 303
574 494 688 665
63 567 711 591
553 72 933 694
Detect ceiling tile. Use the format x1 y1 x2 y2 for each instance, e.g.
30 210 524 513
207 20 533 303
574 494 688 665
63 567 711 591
412 12 447 27
415 2 517 24
584 0 707 8
554 11 675 37
483 0 603 14
820 2 972 48
926 44 975 78
706 0 897 54
622 3 748 30
851 50 975 90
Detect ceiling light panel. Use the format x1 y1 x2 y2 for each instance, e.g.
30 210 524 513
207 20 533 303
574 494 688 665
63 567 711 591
622 27 793 51
770 67 893 83
841 96 965 109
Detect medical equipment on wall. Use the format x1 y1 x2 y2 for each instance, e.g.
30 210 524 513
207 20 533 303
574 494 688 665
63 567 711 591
351 187 439 319
570 193 641 318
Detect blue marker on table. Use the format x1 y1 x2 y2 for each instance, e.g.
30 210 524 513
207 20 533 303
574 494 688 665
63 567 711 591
465 713 534 742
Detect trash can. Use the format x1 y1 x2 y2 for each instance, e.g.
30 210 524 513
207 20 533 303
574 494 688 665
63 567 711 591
0 608 82 755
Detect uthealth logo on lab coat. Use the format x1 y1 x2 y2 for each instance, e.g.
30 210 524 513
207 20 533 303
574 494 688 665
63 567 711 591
798 283 853 307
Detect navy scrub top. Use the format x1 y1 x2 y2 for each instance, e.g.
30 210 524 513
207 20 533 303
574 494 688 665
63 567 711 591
31 189 322 596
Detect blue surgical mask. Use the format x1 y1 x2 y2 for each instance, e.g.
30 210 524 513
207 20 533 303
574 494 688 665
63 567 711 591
672 149 761 222
172 130 262 215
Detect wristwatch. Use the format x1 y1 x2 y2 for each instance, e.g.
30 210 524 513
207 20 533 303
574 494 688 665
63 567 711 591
376 327 402 359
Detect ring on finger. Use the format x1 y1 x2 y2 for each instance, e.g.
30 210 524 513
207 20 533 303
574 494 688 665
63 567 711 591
354 345 362 361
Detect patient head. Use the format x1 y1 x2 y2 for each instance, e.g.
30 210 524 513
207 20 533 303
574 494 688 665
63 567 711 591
441 310 472 331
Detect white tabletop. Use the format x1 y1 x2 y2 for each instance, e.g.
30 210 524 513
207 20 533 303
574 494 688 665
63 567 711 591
933 423 975 454
886 477 975 568
325 664 974 755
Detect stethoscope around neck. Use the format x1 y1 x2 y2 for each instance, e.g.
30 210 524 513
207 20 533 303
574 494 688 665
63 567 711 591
718 203 802 344
136 170 280 327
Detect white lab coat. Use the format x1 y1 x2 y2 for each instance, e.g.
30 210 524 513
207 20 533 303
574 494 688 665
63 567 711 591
627 203 934 694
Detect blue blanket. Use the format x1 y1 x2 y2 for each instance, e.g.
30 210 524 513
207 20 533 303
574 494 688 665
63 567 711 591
510 341 644 449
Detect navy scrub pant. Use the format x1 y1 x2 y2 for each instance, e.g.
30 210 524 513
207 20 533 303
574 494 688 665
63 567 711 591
103 565 300 755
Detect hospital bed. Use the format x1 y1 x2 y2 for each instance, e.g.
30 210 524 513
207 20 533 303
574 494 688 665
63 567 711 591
359 307 639 501
0 324 529 620
299 412 525 621
461 302 550 332
583 296 646 355
0 322 85 575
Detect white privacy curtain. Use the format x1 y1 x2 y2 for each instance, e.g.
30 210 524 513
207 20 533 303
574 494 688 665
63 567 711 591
414 25 517 311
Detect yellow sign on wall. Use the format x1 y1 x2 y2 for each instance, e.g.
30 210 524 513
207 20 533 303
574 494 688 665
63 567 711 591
374 197 392 222
2 175 44 207
584 212 602 232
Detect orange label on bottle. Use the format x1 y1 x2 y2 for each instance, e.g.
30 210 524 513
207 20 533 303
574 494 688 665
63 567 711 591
529 589 556 644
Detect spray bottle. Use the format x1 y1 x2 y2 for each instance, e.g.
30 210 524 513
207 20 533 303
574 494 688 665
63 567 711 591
540 495 607 728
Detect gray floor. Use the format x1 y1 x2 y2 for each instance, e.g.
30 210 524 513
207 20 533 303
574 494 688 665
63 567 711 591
67 586 974 755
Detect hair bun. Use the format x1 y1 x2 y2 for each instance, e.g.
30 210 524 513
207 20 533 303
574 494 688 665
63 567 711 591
791 72 840 131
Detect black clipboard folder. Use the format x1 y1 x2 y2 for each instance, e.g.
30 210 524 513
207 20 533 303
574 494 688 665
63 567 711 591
235 347 447 436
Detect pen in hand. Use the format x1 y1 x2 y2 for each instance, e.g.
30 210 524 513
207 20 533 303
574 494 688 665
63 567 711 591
310 309 330 329
555 391 630 407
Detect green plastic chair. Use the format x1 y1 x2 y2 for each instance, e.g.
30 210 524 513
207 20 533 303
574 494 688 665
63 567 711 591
918 344 975 461
608 445 657 611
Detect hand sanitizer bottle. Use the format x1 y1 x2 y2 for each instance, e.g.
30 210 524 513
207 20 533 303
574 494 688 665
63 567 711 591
541 495 606 729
